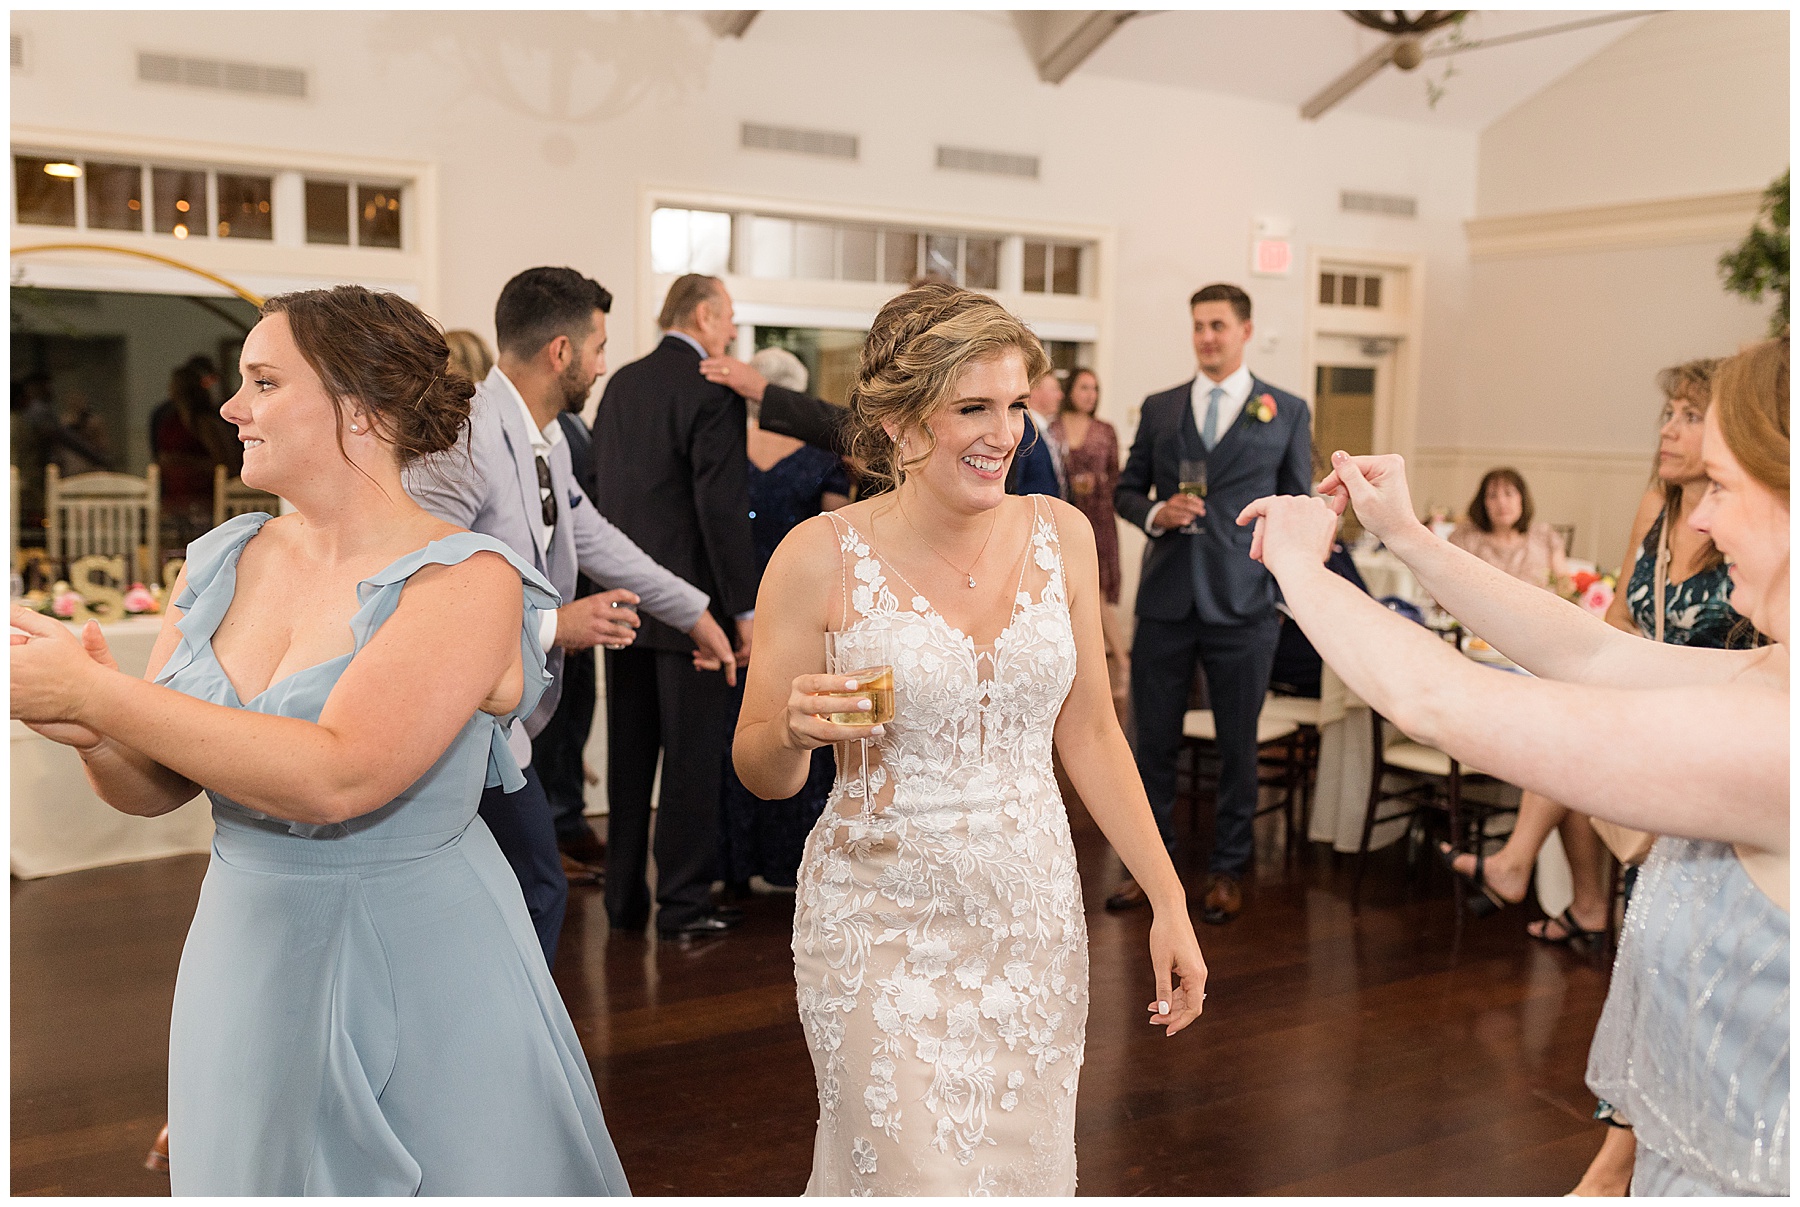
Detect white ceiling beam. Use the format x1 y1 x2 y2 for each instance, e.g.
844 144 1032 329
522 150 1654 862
701 11 758 39
1011 11 1139 85
1299 36 1401 121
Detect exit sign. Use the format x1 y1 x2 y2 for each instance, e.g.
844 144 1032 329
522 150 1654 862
1252 238 1292 277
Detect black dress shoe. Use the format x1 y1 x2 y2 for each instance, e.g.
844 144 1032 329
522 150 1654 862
658 912 738 940
558 824 608 871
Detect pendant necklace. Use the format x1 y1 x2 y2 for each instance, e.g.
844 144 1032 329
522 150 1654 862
901 498 999 588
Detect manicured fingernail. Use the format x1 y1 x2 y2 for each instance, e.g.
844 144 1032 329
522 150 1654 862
844 679 858 690
1159 1001 1170 1015
1333 450 1346 461
857 699 871 710
870 725 885 736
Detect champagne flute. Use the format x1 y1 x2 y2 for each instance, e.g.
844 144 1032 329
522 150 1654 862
823 628 895 815
1176 458 1208 535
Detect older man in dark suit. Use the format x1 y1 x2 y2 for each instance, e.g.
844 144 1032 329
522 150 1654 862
1113 283 1313 924
591 274 760 940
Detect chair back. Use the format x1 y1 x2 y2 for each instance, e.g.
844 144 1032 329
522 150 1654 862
45 464 159 584
1551 522 1576 556
213 464 279 527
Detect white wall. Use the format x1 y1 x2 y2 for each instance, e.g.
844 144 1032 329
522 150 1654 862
12 9 1478 428
1419 9 1788 569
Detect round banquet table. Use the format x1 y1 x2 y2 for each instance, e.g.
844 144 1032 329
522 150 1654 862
10 614 213 879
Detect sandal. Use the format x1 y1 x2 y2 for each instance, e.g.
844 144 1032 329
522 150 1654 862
1435 841 1507 917
1528 907 1605 948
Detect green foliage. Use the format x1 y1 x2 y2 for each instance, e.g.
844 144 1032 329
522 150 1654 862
1718 170 1789 337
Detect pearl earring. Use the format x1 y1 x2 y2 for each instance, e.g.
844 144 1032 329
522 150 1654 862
349 424 360 432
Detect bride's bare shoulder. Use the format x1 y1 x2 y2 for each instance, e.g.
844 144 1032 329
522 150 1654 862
765 513 848 585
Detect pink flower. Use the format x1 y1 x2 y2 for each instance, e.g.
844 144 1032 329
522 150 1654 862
122 583 158 613
51 590 80 618
1579 580 1614 615
1253 393 1278 422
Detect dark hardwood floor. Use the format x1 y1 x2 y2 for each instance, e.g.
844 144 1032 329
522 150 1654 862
12 787 1616 1196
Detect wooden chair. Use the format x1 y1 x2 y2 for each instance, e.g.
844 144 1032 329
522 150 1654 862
45 464 159 585
1351 710 1516 938
212 464 279 527
1551 522 1576 557
1178 708 1307 862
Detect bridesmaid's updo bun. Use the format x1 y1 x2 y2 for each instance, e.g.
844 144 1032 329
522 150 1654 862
260 286 475 465
849 281 1048 492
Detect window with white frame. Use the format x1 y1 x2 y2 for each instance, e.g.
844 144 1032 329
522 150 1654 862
13 150 407 249
650 205 1093 296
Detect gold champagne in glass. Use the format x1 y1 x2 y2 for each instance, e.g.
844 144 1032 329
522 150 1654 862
824 665 894 725
1176 458 1207 535
824 628 896 812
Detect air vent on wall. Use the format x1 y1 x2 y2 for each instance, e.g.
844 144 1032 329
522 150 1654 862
11 34 25 70
137 51 307 99
740 122 858 161
1341 190 1417 218
937 145 1039 180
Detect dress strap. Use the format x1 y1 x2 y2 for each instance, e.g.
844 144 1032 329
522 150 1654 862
823 510 853 633
155 512 274 688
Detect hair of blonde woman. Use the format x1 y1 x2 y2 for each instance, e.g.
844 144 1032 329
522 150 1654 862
1059 367 1099 417
1711 337 1790 505
657 273 722 332
750 346 809 394
443 329 494 386
846 281 1049 495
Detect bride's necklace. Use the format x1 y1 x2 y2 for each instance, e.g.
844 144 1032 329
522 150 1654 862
899 497 999 589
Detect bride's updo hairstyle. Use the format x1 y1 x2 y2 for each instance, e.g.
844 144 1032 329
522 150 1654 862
260 286 475 467
848 281 1049 493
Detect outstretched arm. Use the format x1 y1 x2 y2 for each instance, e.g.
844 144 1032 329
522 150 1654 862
1238 490 1789 854
12 552 524 825
1048 498 1207 1036
1318 453 1761 689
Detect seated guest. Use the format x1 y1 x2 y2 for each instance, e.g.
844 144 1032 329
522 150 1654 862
1241 336 1788 1196
717 347 851 895
1269 541 1369 697
1448 468 1573 596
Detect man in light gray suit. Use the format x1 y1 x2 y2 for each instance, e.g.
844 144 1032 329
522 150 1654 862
407 267 736 963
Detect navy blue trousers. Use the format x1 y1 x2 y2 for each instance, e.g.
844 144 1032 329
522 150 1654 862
1129 612 1279 877
477 764 567 965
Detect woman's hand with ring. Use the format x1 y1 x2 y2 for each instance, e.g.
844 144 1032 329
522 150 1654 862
782 673 884 752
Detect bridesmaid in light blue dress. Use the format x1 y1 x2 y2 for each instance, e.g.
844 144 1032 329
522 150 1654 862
10 286 630 1195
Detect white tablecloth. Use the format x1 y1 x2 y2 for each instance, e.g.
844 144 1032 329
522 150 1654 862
11 615 214 879
1350 546 1429 606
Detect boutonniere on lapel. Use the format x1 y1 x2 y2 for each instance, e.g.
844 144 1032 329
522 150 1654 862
1251 392 1278 423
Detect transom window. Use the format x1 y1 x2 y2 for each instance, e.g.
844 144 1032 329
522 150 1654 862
13 151 406 249
1319 271 1383 309
651 205 1092 296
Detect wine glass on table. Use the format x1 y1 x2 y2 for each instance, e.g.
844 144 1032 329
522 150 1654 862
823 628 895 814
1176 459 1208 535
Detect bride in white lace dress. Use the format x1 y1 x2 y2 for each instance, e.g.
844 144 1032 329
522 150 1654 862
735 283 1208 1195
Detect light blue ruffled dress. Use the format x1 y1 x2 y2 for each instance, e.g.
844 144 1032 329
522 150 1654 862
155 513 630 1196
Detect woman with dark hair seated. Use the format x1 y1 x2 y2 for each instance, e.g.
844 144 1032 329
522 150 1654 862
1448 467 1573 596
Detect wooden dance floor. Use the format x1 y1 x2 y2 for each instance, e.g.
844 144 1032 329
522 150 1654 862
12 788 1615 1196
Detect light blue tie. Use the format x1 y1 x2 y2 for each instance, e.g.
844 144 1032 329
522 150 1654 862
1201 386 1225 451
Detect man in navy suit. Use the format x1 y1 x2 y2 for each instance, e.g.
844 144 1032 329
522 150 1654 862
1112 284 1313 924
1008 369 1066 497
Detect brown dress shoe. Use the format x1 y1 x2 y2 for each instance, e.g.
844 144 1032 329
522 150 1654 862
1104 877 1150 911
1200 873 1243 925
558 823 608 870
146 1123 170 1173
560 852 602 887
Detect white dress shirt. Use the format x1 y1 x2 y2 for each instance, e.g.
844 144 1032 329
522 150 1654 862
1145 363 1256 535
493 369 565 653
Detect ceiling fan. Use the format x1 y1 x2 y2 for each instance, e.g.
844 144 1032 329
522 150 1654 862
1300 9 1659 120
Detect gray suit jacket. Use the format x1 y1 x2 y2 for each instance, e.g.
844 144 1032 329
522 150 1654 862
406 367 709 739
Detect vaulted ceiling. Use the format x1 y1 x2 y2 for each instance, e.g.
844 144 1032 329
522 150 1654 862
704 10 1656 130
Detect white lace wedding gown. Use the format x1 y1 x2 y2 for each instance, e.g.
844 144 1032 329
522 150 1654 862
795 497 1089 1195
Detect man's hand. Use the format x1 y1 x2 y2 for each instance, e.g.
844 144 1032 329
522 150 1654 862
1155 493 1206 530
554 589 641 651
699 356 767 404
687 612 739 686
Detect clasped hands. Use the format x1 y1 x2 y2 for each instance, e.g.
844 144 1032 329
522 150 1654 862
11 606 115 749
1236 451 1422 576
